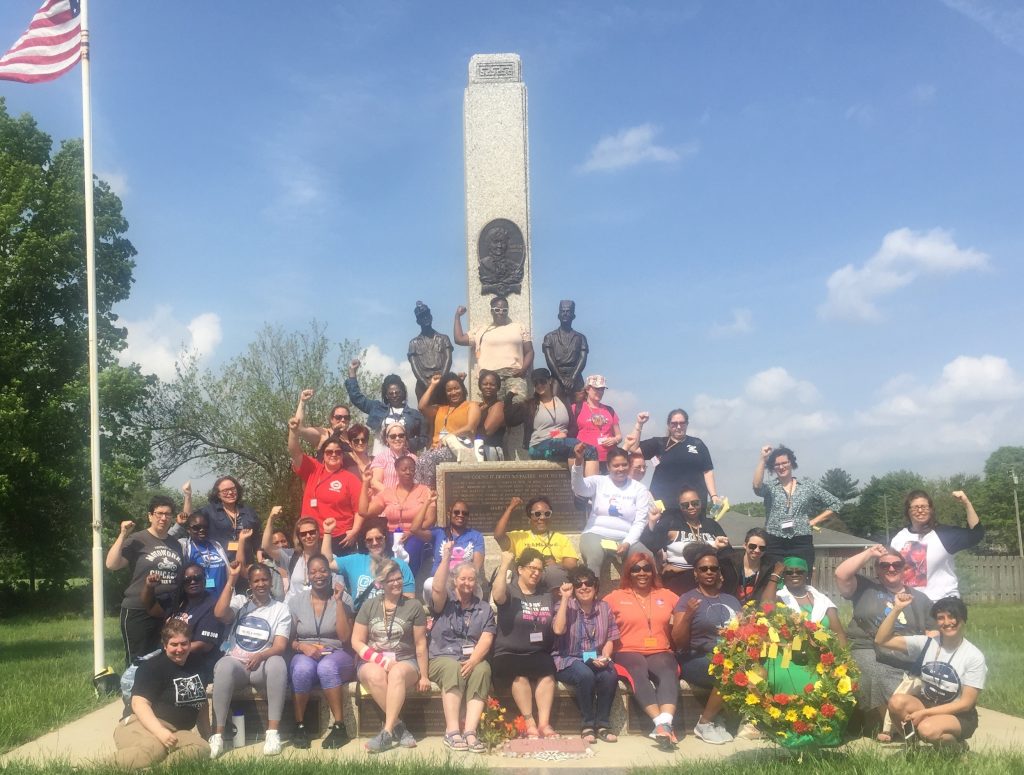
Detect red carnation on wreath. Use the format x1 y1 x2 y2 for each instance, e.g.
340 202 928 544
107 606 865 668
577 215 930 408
762 602 775 613
748 646 761 659
712 652 725 665
733 671 749 687
792 720 810 734
821 652 835 666
820 703 837 718
804 683 815 694
774 693 790 705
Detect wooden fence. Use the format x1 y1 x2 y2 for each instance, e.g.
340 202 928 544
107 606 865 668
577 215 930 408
813 553 1024 604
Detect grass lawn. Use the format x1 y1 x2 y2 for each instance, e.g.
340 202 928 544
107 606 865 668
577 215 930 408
959 604 1023 718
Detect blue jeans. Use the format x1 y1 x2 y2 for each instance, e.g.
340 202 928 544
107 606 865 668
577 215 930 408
556 659 618 729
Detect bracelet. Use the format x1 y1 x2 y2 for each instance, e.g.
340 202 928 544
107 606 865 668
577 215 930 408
361 647 384 664
769 573 782 582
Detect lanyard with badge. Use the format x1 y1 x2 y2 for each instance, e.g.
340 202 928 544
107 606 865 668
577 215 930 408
311 595 334 654
631 590 659 648
578 604 599 662
455 601 475 656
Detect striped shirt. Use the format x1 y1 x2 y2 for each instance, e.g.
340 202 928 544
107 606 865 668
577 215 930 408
552 598 620 671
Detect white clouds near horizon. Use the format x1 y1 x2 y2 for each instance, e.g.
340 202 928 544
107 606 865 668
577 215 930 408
119 306 222 380
819 227 989 323
578 124 697 173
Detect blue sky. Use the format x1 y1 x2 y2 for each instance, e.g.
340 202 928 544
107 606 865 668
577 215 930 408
3 0 1022 504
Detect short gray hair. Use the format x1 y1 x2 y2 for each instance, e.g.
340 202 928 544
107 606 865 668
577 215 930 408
446 561 478 594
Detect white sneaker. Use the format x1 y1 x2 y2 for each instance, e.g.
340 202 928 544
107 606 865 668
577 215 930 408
208 733 224 760
263 729 282 756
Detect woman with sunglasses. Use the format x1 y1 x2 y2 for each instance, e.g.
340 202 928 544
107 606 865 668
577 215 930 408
552 567 620 744
835 544 935 737
753 444 843 573
671 545 741 746
370 424 416 493
288 554 355 750
647 487 730 596
169 513 230 596
351 559 431 753
140 564 224 685
624 409 721 508
494 496 580 589
416 371 481 487
325 516 415 611
293 388 353 452
492 548 557 739
890 490 984 602
342 423 373 478
428 540 496 752
412 498 485 601
259 508 324 602
289 416 363 556
721 528 773 604
454 296 534 404
604 553 680 750
761 557 847 645
209 561 291 758
345 361 428 455
359 457 434 576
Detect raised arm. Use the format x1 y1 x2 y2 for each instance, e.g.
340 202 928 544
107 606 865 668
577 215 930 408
140 571 167 618
834 545 885 599
409 491 438 541
418 373 442 422
104 520 135 571
952 490 981 529
491 550 514 606
345 359 376 415
181 480 193 517
261 506 285 563
431 540 454 614
321 518 338 571
288 416 305 470
493 496 523 550
874 591 914 653
214 562 242 622
294 388 324 447
551 582 574 635
570 444 597 498
753 444 772 493
453 305 472 346
622 412 649 453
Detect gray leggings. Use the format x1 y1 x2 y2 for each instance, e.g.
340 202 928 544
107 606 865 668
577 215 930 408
212 654 288 727
579 532 654 576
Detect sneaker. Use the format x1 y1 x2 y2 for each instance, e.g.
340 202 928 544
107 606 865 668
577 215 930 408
694 720 733 745
263 729 282 756
208 733 224 760
292 722 310 750
364 728 396 754
322 722 350 749
737 722 761 740
394 720 417 748
654 723 675 751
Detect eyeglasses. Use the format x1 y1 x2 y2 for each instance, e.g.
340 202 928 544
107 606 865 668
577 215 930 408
350 437 368 445
697 565 720 573
909 505 931 513
451 509 470 516
217 486 237 494
669 421 688 427
531 510 552 518
746 543 766 552
387 433 407 440
384 576 404 585
573 579 596 589
365 536 386 545
323 449 344 457
878 562 905 571
333 414 350 421
782 569 805 576
679 499 701 509
630 565 653 574
523 565 544 573
152 510 174 518
188 523 208 532
773 461 791 468
298 529 318 538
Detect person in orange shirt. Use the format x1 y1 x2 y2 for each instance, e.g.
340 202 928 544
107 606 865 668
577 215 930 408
603 553 680 750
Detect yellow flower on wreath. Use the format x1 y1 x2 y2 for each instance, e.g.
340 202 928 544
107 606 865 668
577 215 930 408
813 629 830 643
816 662 825 674
723 659 734 670
802 705 817 719
785 709 798 723
745 693 759 706
837 676 853 695
833 664 848 678
768 706 782 719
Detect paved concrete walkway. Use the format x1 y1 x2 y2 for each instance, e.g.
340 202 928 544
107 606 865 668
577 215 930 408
3 701 1023 769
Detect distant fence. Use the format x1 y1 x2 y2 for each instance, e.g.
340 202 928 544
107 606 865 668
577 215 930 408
812 553 1024 604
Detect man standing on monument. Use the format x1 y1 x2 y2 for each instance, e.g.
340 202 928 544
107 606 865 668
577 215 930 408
453 296 534 402
542 300 588 402
408 301 453 400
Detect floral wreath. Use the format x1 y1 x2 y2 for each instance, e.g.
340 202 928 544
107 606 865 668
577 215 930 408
708 600 860 749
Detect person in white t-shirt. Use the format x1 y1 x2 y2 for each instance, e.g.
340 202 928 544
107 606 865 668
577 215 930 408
890 490 984 601
875 594 986 748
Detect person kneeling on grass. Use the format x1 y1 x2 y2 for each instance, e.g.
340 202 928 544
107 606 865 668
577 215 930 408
113 619 211 768
428 540 496 752
875 594 987 750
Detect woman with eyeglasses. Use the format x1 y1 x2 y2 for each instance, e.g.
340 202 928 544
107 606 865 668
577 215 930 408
890 490 984 602
258 508 324 602
344 361 428 455
604 553 680 751
325 517 415 611
428 540 496 752
494 496 580 589
835 544 935 737
552 567 621 744
644 486 730 596
168 513 230 596
288 554 355 750
358 457 435 576
752 444 843 574
351 559 431 753
193 476 260 562
721 528 773 604
209 562 291 758
624 409 721 508
106 496 185 667
671 545 740 746
492 548 557 739
139 564 224 685
289 416 363 556
370 424 416 493
416 371 482 487
761 557 847 645
411 498 485 601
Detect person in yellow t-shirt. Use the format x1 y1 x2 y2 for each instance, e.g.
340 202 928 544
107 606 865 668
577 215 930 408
494 496 579 589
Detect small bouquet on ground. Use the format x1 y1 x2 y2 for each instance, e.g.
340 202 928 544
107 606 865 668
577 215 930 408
709 600 860 750
478 696 517 752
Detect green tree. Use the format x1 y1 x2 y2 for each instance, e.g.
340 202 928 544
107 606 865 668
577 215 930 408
976 447 1024 554
147 322 377 516
818 468 860 502
0 98 153 590
844 470 927 543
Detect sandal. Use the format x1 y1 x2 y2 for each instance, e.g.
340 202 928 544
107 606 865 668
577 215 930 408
463 731 486 753
596 728 618 743
523 714 539 739
581 728 597 744
539 724 558 739
443 731 468 750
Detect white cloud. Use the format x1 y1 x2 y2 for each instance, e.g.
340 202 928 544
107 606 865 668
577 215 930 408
744 368 820 404
941 0 1024 55
709 308 753 337
578 124 698 173
120 306 222 380
929 354 1024 404
359 344 416 387
97 169 130 197
604 388 640 427
819 227 989 322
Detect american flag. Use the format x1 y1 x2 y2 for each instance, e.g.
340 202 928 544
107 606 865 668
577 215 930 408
0 0 82 84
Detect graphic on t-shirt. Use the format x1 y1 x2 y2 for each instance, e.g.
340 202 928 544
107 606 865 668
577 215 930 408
521 599 551 624
705 601 738 628
686 444 698 454
145 548 182 585
921 660 962 704
900 541 928 588
233 614 273 652
608 497 621 517
329 480 342 492
450 543 471 569
173 673 207 707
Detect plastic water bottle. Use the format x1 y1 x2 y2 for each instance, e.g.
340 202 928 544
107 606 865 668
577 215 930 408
393 526 410 563
232 709 246 748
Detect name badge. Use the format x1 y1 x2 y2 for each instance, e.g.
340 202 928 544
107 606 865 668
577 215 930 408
650 456 660 468
381 651 396 663
205 577 216 590
582 650 598 662
529 631 544 643
643 636 658 648
780 519 795 531
462 644 475 656
309 498 318 508
227 541 239 553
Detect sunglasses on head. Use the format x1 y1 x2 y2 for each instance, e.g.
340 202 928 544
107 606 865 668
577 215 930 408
630 564 653 574
878 561 905 571
573 579 596 589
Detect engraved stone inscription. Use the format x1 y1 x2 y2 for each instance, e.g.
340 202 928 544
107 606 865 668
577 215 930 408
475 60 519 82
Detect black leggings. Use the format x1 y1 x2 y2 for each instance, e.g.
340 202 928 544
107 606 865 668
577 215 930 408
119 607 161 667
613 651 679 709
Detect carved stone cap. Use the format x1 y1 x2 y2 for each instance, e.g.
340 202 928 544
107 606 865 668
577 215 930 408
468 53 522 84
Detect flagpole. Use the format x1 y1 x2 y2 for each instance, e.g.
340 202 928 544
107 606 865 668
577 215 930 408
79 0 106 677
